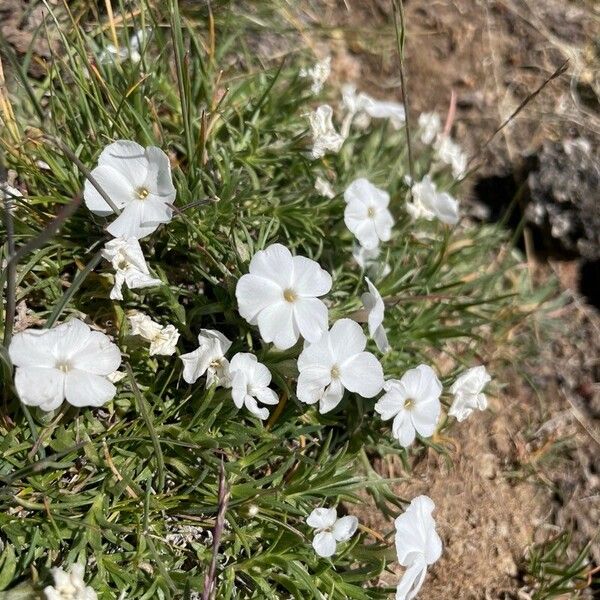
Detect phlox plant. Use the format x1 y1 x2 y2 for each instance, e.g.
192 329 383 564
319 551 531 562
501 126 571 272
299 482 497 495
0 2 543 599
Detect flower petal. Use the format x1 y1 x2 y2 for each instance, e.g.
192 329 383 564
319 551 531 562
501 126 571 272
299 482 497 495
340 352 384 398
373 208 394 242
98 140 148 188
292 255 332 297
84 165 132 216
297 366 330 405
255 386 279 406
294 297 328 344
107 201 156 239
14 367 65 410
244 396 269 420
257 301 298 350
332 516 358 542
312 532 337 558
9 329 57 368
329 319 366 363
395 559 428 600
411 397 440 438
70 331 121 375
374 383 403 420
307 507 337 529
64 370 116 407
392 411 416 447
352 218 381 250
145 146 176 198
235 274 283 324
319 378 344 413
248 243 293 289
180 347 213 384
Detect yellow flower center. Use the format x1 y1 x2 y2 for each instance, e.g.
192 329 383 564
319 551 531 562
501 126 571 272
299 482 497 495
136 186 150 200
56 360 72 373
330 365 340 379
404 398 414 410
283 288 297 303
367 206 376 218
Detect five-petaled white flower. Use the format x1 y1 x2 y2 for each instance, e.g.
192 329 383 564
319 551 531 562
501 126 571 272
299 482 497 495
308 105 345 159
101 237 161 300
374 364 442 447
435 135 467 179
418 112 441 145
229 353 279 420
84 140 175 239
128 312 179 356
306 507 359 558
9 319 121 412
407 175 459 226
297 318 384 414
341 85 405 130
344 178 394 250
236 243 332 350
361 278 390 353
394 495 442 600
314 176 336 199
449 365 491 422
180 329 232 387
300 56 331 95
44 563 97 600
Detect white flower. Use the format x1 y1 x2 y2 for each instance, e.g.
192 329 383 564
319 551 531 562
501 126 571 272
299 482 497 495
229 353 279 420
128 312 179 356
344 178 394 250
418 112 441 145
374 365 442 447
180 329 232 387
352 243 391 279
9 319 121 412
394 496 442 600
341 85 405 129
314 176 336 199
308 105 345 159
235 243 332 350
297 318 384 414
361 278 390 353
300 56 331 94
84 140 175 239
435 135 467 179
44 563 97 600
101 237 162 300
306 507 358 558
407 175 459 226
449 365 491 422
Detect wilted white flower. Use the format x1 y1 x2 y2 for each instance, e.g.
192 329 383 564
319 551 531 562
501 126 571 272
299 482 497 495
84 140 175 239
394 496 442 600
229 353 279 420
0 182 22 203
374 364 442 447
352 243 391 279
300 56 331 94
361 278 390 353
236 243 332 350
9 319 121 412
449 365 491 422
306 507 358 558
44 563 97 600
418 112 441 145
407 175 459 226
101 237 161 300
341 84 405 130
308 105 345 159
297 318 384 414
344 178 394 250
128 312 179 356
180 329 232 387
314 176 336 199
435 135 467 179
